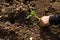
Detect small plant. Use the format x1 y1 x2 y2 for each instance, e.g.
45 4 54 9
26 6 41 21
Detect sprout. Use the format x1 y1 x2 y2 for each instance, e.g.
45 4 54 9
26 6 41 21
26 6 36 19
29 6 35 16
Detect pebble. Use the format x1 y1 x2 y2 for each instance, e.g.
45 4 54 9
29 37 32 40
50 0 56 2
1 9 6 13
0 16 2 18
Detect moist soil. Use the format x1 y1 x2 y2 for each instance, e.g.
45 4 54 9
0 0 60 40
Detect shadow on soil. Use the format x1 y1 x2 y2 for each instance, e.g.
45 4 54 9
40 26 60 40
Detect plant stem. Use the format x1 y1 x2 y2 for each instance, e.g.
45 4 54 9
34 15 41 21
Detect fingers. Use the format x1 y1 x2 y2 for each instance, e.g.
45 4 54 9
40 16 50 26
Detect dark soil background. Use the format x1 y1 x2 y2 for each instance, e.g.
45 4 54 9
0 0 60 40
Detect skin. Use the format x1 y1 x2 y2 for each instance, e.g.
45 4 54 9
41 16 50 26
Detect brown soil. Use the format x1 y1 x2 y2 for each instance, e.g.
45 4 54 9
0 0 60 40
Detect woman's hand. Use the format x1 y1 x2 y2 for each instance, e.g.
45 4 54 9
40 16 50 26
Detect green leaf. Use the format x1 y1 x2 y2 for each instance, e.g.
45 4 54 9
26 6 36 19
26 15 32 19
30 10 35 16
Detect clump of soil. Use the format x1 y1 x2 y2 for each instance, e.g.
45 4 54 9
0 0 60 40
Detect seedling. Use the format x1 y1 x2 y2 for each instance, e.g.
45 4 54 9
26 6 35 19
26 6 41 21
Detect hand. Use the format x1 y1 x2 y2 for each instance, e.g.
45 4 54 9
40 16 50 26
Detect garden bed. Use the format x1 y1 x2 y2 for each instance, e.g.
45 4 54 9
0 0 60 40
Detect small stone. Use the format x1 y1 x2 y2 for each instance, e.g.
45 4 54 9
0 16 2 18
15 31 18 34
21 3 23 5
1 9 6 13
50 0 56 2
20 6 23 8
29 37 32 40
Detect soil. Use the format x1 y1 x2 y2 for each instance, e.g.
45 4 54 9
0 0 60 40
